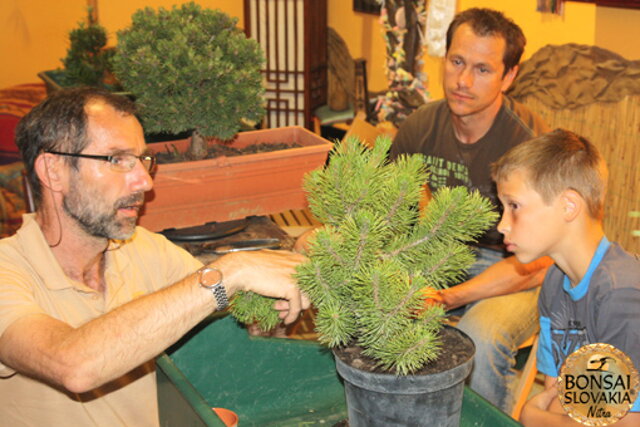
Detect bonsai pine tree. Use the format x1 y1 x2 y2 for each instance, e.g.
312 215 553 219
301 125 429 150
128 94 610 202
112 3 265 159
62 14 114 88
231 136 497 375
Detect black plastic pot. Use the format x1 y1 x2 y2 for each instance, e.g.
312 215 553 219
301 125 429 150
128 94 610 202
334 326 475 427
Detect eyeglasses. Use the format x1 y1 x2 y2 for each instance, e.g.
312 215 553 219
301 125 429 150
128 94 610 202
46 150 156 173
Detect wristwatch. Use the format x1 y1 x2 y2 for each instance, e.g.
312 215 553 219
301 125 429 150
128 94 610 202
198 267 229 310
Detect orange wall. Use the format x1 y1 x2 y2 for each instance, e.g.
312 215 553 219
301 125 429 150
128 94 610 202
2 0 633 102
1 0 87 87
595 6 640 60
100 0 244 43
0 1 243 88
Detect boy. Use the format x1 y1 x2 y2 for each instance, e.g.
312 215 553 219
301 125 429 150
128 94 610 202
491 128 640 426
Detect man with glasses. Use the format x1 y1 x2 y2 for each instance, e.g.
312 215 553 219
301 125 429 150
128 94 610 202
0 87 308 425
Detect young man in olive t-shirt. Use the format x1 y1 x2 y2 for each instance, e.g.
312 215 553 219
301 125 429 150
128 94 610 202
391 8 550 413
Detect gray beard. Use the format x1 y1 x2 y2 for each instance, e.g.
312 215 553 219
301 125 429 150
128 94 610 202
63 191 142 241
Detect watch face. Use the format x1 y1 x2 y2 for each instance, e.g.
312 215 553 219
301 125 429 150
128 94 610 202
200 268 223 288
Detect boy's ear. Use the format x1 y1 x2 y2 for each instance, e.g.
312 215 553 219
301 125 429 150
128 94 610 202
560 189 582 222
34 153 66 192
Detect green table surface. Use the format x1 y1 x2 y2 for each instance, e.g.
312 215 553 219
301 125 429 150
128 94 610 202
157 315 521 426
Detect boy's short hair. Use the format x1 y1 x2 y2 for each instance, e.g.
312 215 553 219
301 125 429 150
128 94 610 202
491 128 607 220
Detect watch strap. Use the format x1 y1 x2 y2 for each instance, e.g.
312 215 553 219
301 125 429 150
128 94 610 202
198 267 229 310
210 282 229 310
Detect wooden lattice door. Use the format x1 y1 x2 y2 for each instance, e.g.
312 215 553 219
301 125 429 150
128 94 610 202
244 0 327 130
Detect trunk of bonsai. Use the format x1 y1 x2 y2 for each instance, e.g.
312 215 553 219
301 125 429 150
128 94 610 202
186 129 208 160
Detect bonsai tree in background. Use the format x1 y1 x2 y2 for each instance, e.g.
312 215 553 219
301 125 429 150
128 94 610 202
61 14 115 88
112 2 265 159
232 136 497 374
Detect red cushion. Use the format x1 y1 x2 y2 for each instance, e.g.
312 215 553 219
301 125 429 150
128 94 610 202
0 83 47 153
0 114 22 152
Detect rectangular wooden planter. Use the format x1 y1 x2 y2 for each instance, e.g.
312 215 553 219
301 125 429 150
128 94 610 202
139 126 332 232
37 70 130 97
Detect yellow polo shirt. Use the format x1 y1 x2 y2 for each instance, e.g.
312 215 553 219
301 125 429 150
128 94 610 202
0 214 202 426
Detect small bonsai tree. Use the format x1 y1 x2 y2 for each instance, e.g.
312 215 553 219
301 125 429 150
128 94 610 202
231 136 497 375
112 2 265 159
61 14 115 88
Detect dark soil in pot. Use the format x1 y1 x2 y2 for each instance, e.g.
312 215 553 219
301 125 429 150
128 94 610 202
155 141 302 164
333 324 475 375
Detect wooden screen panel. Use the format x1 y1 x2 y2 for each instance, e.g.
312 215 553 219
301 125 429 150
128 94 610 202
245 0 327 130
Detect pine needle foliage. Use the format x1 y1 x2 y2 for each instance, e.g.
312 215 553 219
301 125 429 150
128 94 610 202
229 135 497 374
62 20 114 88
112 2 265 141
231 291 281 332
296 136 498 375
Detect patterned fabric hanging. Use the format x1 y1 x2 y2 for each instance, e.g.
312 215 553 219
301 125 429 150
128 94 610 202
537 0 564 15
373 0 430 127
426 0 456 57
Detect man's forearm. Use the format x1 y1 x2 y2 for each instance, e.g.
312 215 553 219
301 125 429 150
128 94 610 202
0 249 305 393
441 255 551 310
1 266 217 393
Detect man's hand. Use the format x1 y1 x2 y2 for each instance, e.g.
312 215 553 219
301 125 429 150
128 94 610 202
421 287 445 307
414 287 447 316
213 249 310 324
292 227 317 253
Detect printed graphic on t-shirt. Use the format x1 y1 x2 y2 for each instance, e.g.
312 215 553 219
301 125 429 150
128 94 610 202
552 326 589 372
424 155 470 189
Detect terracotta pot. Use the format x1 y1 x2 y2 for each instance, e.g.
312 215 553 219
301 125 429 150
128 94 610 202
139 126 332 231
212 407 238 427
